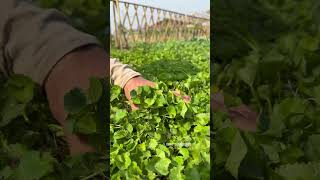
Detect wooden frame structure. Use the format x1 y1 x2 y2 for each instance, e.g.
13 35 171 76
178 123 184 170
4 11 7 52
111 0 210 49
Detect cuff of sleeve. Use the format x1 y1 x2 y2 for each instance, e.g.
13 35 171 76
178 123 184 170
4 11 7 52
118 71 141 88
34 37 101 85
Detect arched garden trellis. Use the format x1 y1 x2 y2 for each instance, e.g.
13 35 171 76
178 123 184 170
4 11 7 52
111 0 210 49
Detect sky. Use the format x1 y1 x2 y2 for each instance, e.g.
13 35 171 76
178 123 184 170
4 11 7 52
120 0 210 14
110 0 210 33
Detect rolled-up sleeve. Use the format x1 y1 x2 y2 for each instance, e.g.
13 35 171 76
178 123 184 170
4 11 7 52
0 0 101 85
0 0 140 87
110 58 141 88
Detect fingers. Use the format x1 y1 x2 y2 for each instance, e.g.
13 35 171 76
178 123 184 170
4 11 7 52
212 92 226 112
228 105 258 132
173 90 191 103
146 81 156 88
172 90 180 97
210 92 257 131
126 95 139 111
126 79 155 110
125 77 191 110
183 95 191 103
130 102 139 111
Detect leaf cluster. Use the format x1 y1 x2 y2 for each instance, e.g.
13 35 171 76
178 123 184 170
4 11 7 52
212 0 320 179
111 40 210 179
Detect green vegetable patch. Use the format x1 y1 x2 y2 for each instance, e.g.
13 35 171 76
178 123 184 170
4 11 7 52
111 40 210 179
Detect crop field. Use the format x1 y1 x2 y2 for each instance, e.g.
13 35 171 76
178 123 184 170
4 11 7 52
212 0 320 179
110 40 210 179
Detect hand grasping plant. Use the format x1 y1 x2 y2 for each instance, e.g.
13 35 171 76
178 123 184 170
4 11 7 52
124 76 191 110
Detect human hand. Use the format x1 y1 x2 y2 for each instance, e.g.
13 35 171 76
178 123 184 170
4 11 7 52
228 105 258 132
124 76 156 110
172 90 191 103
212 92 257 132
124 76 191 110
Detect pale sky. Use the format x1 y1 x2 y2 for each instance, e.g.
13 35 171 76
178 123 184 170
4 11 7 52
110 0 210 33
120 0 210 14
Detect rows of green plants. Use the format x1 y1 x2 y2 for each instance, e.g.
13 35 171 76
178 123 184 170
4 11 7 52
213 0 320 179
110 40 210 179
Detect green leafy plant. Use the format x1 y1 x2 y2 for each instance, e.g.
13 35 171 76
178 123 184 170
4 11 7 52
111 40 210 179
0 75 108 179
212 0 320 179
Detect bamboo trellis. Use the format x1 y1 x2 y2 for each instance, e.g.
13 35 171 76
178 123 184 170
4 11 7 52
111 0 210 49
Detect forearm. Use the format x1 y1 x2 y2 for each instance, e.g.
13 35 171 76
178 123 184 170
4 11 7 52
45 45 108 154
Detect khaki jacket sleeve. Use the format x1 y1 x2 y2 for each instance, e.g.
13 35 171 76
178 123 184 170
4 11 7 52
0 0 101 85
0 0 140 87
110 58 141 88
